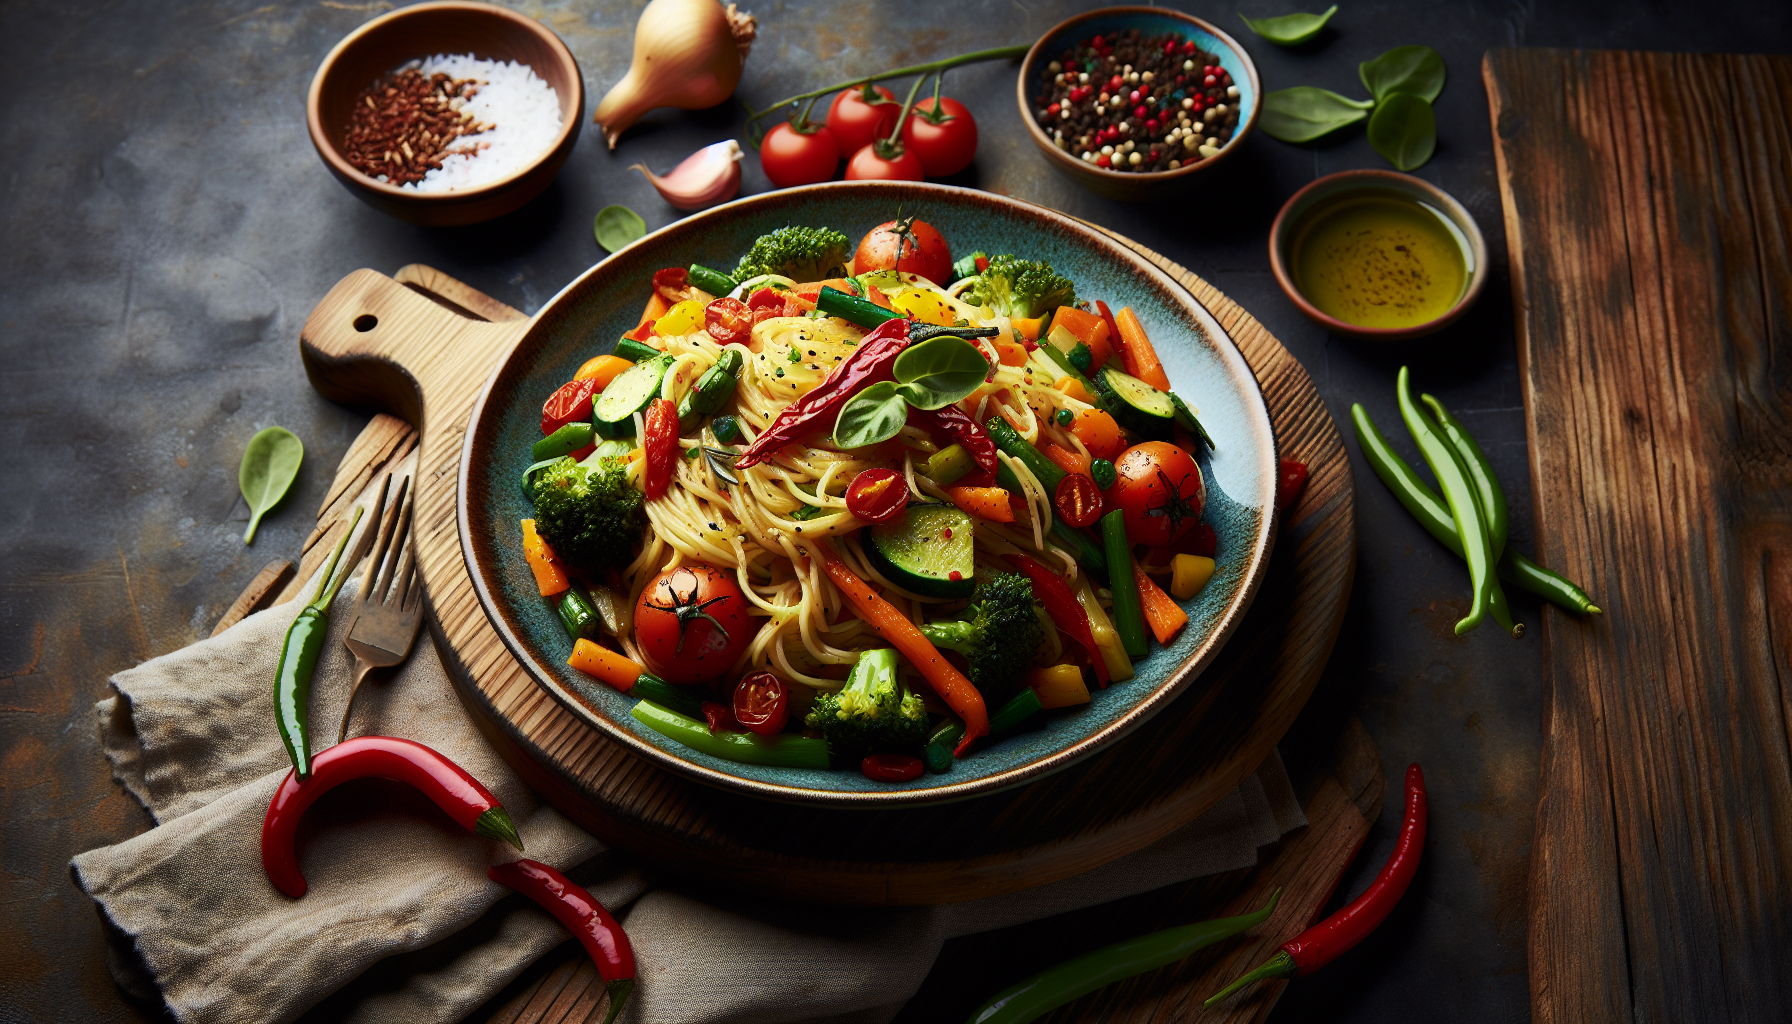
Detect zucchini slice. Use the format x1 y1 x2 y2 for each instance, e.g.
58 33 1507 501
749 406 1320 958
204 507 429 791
1092 365 1175 440
862 505 976 599
593 353 674 439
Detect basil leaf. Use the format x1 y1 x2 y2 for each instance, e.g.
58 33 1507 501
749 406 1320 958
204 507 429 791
239 425 304 545
594 205 646 252
1259 87 1374 143
833 381 909 448
1238 5 1337 46
1359 45 1446 103
1367 92 1437 170
892 336 989 410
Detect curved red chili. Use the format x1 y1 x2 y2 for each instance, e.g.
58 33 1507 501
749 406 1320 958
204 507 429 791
490 859 636 1024
906 403 998 487
1205 763 1427 1007
733 317 912 469
1004 553 1110 688
261 735 523 899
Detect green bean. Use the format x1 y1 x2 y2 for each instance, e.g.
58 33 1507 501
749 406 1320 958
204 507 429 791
986 415 1067 493
1100 510 1148 657
990 688 1043 736
556 586 601 641
629 675 704 719
630 700 829 767
687 264 738 297
1397 368 1493 635
926 444 975 486
1420 394 1507 557
677 349 745 430
816 285 900 328
533 421 595 462
614 337 662 363
925 719 965 773
994 458 1108 581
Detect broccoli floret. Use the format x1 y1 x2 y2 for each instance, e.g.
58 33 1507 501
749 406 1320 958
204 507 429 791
529 456 646 574
804 648 928 761
963 254 1076 321
732 225 853 283
920 573 1045 702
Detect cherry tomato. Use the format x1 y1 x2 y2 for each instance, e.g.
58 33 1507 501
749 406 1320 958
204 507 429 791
1278 458 1309 511
541 378 597 436
702 701 744 733
704 298 753 345
1054 473 1104 528
731 671 789 736
844 143 925 183
861 753 924 782
760 121 840 188
1111 441 1206 546
846 467 908 523
827 85 899 157
642 398 678 501
902 96 979 177
850 218 952 285
746 287 785 311
634 565 754 684
652 267 689 303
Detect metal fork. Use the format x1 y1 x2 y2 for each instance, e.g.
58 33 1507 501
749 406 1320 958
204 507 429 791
338 472 423 742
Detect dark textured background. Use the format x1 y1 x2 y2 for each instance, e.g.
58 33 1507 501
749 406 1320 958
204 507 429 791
2 1 1787 1022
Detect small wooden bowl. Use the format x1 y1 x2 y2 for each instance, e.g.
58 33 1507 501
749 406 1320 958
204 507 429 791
306 1 583 226
1017 6 1259 202
1269 170 1489 341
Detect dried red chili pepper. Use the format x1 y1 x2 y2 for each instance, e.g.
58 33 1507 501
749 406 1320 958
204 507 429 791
734 317 912 469
261 735 522 899
1003 553 1110 688
1205 763 1428 1007
490 859 636 1024
906 403 999 487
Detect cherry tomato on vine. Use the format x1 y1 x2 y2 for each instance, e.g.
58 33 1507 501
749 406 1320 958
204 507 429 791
851 218 952 285
861 753 924 782
731 671 789 736
1111 441 1206 546
844 143 925 184
902 96 979 177
541 378 596 435
704 298 753 345
760 121 840 189
642 398 679 501
827 85 899 157
634 565 754 684
845 467 908 523
1054 473 1104 528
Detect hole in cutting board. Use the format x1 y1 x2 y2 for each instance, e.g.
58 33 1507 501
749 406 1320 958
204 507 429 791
354 314 378 332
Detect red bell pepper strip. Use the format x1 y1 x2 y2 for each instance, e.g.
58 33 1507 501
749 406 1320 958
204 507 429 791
1206 763 1428 1007
906 403 999 488
261 735 523 899
1094 300 1123 365
734 317 913 469
643 398 678 500
1278 458 1310 511
490 859 636 1024
1004 553 1110 688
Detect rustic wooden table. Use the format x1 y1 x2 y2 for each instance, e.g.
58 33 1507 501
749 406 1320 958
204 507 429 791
2 2 1787 1023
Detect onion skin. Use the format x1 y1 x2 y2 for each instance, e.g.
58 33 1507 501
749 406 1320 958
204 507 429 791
593 0 758 149
632 140 743 210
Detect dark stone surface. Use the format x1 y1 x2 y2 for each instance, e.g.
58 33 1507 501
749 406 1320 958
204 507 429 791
1 1 1786 1022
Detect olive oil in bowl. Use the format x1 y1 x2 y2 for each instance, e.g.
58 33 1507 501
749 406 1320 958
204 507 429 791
1289 192 1473 329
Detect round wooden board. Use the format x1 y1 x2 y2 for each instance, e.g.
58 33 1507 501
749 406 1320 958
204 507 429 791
296 236 1355 906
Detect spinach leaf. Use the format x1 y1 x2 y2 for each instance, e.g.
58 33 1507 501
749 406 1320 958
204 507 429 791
891 336 989 410
239 426 303 545
1366 92 1437 170
1359 45 1446 103
1238 5 1338 46
1259 87 1375 143
593 205 647 252
833 381 909 449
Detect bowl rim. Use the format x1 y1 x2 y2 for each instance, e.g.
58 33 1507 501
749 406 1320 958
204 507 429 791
1016 5 1261 182
305 0 584 204
455 180 1281 808
1267 169 1491 340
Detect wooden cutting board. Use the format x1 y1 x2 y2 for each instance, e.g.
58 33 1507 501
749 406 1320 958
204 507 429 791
1484 49 1792 1024
289 233 1356 909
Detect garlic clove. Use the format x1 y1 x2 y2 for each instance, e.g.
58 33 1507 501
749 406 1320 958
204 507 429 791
632 140 743 211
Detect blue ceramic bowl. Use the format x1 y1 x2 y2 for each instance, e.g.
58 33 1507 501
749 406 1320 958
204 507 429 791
458 181 1278 806
1018 7 1260 201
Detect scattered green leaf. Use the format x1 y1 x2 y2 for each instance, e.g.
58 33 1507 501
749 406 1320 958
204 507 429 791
1366 91 1437 170
1359 45 1446 103
1259 87 1374 142
891 337 990 410
789 504 827 521
833 381 909 449
1238 5 1338 46
239 426 304 545
594 205 647 252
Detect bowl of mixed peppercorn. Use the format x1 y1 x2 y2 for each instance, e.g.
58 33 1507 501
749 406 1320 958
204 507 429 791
1019 8 1259 201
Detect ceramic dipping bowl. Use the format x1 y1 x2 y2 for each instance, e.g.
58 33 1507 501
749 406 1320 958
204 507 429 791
306 1 583 226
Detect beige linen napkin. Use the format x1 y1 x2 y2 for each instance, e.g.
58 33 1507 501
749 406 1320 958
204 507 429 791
73 573 1303 1024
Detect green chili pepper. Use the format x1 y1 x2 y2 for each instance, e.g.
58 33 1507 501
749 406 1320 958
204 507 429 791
1352 404 1601 617
816 285 901 329
1396 368 1493 635
925 719 965 773
1100 509 1148 657
687 263 738 297
967 890 1282 1024
630 700 829 768
274 505 365 779
614 337 662 363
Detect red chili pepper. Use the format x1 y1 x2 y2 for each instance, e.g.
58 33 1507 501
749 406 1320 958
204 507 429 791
861 753 925 782
734 317 912 469
906 403 999 487
1004 553 1110 688
1094 300 1122 354
643 398 678 500
261 735 523 899
1278 458 1309 511
652 267 689 304
1205 763 1427 1007
489 859 636 1024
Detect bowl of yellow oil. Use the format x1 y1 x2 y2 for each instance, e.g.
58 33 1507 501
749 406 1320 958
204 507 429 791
1269 170 1488 340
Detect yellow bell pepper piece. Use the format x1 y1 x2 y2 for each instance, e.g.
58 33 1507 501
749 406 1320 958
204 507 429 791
891 290 956 326
1029 664 1091 709
653 299 706 337
1171 554 1216 600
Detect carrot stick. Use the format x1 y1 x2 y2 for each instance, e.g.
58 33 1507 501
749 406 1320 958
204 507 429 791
814 544 988 754
567 638 645 691
1132 556 1188 644
521 519 570 596
1115 307 1172 391
946 485 1015 523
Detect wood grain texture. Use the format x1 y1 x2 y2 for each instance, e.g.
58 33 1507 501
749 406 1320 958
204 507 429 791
295 238 1355 907
211 559 293 636
1485 48 1792 1024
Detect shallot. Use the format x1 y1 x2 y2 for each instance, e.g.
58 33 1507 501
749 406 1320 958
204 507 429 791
632 140 742 210
592 0 757 149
